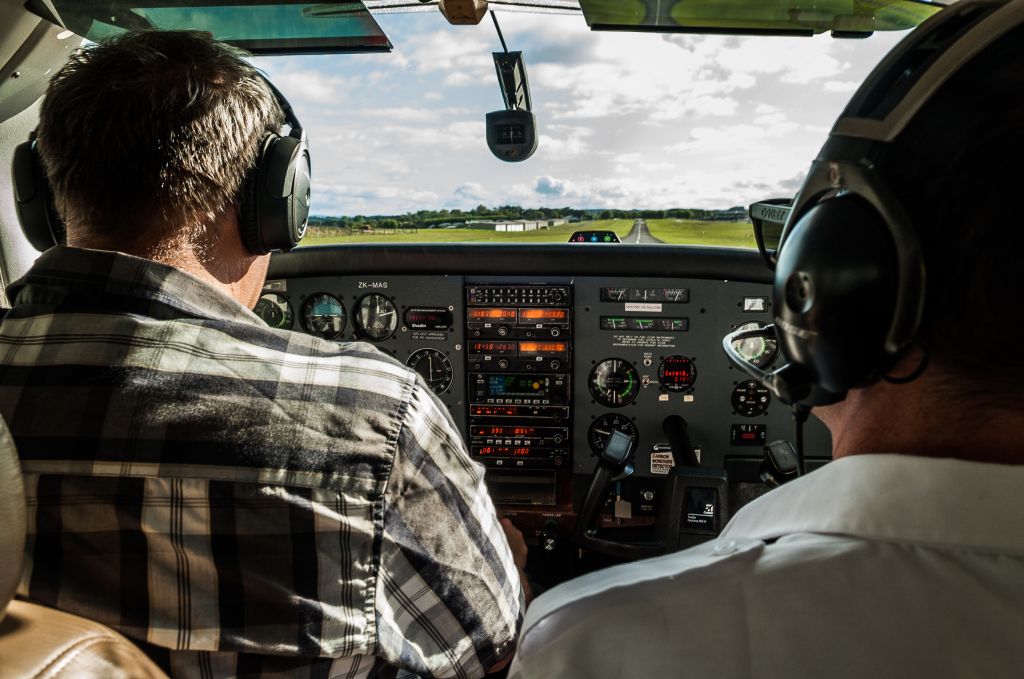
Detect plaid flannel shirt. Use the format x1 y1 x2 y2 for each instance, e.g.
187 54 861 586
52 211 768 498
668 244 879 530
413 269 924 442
0 246 523 679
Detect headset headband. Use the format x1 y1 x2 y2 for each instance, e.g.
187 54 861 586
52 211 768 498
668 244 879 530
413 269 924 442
257 72 304 139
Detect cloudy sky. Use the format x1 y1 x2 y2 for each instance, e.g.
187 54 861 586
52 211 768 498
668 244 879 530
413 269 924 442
255 13 908 216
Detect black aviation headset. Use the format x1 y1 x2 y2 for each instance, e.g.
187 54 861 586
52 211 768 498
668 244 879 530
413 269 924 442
723 0 1024 412
12 72 310 255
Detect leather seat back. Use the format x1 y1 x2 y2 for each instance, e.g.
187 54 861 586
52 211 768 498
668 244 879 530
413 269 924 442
0 415 25 619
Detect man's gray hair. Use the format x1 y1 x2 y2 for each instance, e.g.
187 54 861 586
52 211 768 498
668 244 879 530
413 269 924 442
37 30 284 245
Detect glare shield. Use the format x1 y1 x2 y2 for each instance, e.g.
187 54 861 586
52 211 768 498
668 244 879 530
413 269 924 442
30 1 392 55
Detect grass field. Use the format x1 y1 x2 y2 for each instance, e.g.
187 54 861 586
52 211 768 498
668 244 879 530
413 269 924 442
644 219 757 248
299 218 756 248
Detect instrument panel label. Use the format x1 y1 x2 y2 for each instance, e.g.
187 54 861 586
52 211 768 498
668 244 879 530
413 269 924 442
650 451 676 475
624 303 662 312
610 334 677 349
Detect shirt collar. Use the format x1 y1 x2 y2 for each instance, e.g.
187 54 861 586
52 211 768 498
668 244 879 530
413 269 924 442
722 453 1024 555
7 246 264 326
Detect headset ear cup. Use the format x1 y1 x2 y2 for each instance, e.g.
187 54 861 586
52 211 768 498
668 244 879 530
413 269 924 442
12 139 65 251
260 134 308 252
238 135 273 255
774 195 900 396
238 133 308 255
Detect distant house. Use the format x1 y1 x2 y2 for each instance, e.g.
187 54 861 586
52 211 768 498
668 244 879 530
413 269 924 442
465 218 568 232
708 206 749 222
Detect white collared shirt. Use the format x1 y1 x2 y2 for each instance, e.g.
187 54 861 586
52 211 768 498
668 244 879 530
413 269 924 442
510 454 1024 679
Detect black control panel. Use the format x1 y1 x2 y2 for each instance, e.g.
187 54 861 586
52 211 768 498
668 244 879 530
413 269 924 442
256 272 832 517
466 285 574 470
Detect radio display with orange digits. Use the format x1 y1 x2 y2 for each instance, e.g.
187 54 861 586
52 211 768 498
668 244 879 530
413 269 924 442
519 308 569 324
471 425 540 438
475 446 535 457
468 308 517 321
469 341 518 355
518 341 569 356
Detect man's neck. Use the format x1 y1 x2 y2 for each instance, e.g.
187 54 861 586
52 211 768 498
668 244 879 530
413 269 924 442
146 245 270 310
68 217 271 309
818 372 1024 465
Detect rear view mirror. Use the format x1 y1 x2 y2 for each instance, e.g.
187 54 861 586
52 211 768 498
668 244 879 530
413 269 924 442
486 108 537 163
749 198 792 270
487 50 537 162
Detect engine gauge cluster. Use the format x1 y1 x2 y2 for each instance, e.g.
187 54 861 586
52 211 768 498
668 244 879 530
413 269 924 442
301 293 347 340
658 355 697 392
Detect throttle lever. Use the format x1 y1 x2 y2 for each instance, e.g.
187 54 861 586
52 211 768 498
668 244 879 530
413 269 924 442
663 415 699 467
573 430 662 560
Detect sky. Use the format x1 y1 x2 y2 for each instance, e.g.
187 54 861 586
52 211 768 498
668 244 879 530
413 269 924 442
254 12 908 217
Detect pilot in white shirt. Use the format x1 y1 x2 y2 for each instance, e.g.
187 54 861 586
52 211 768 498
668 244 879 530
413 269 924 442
511 455 1024 679
511 3 1024 677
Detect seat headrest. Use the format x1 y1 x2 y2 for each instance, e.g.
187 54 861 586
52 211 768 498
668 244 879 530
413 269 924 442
0 417 25 619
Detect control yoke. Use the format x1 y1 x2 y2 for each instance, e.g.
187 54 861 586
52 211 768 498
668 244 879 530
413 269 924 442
574 415 730 559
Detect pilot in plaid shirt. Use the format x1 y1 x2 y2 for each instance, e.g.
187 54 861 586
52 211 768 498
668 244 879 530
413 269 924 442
0 246 524 678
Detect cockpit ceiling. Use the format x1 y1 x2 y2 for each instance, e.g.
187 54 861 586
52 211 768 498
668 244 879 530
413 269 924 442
26 0 392 55
578 0 944 37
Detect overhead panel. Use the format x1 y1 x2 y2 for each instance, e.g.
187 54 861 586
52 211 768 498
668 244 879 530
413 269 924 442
29 1 392 54
577 0 944 37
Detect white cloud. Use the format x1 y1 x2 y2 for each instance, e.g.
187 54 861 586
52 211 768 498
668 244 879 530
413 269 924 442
358 107 471 123
266 14 908 215
268 69 353 106
824 80 860 93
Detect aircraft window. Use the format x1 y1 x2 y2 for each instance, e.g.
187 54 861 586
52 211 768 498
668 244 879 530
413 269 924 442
35 1 391 54
234 12 916 247
578 0 941 36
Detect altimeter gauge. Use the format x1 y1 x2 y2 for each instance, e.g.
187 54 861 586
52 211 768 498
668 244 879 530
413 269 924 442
355 294 398 341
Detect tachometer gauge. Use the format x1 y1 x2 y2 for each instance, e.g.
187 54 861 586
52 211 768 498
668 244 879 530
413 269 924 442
301 293 346 340
253 293 293 330
355 294 398 341
730 321 779 369
406 348 453 394
658 355 697 391
589 358 640 407
588 413 639 455
732 380 772 417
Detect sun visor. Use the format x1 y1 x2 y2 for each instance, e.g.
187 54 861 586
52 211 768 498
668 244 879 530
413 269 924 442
27 0 392 55
577 0 942 37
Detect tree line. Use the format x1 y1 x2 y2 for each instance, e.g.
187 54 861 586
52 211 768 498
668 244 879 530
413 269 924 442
308 205 747 231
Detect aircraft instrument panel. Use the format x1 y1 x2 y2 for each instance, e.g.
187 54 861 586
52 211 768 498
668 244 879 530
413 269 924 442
260 247 832 550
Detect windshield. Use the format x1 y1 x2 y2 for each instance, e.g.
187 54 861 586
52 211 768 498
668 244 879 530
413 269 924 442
253 13 911 247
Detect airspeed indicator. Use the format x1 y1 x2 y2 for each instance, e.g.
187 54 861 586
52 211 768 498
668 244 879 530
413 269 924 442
589 358 640 407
